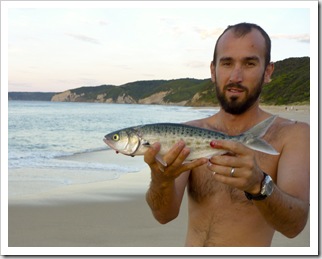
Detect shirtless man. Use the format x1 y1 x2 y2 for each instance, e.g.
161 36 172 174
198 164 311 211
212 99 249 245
144 23 310 247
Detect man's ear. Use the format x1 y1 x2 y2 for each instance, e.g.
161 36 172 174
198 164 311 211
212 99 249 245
210 61 216 83
264 62 274 83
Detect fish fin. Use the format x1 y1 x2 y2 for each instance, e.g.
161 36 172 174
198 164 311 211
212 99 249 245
142 140 151 147
243 115 279 155
244 115 278 138
155 154 167 167
141 140 168 166
244 139 279 155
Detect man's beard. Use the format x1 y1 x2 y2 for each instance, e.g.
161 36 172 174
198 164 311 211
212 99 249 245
215 75 264 115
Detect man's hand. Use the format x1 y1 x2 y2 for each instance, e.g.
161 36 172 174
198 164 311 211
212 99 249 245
144 140 208 183
207 140 264 195
144 140 208 224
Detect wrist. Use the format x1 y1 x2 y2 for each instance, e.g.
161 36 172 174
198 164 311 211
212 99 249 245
248 171 266 195
151 173 174 189
245 172 274 201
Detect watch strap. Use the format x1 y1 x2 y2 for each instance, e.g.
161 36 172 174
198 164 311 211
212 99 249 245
244 190 267 200
244 172 269 200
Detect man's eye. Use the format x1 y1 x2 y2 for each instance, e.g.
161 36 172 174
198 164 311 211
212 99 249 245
245 62 256 67
222 62 231 67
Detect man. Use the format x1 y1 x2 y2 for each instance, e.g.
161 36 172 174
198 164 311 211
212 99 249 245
144 22 310 246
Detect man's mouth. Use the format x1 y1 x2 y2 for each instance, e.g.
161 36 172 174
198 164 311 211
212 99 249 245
224 83 247 94
227 87 245 93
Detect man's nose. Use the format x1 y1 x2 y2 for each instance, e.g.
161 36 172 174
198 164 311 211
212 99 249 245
229 66 243 83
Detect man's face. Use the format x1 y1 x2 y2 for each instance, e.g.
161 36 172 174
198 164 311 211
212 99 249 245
211 29 273 114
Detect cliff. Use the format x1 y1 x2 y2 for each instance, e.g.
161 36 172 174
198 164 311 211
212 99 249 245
9 57 310 106
50 57 310 106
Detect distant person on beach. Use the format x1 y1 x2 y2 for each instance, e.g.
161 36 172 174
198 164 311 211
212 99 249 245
144 22 310 246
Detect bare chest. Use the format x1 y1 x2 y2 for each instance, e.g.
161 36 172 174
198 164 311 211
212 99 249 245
188 152 279 204
188 165 245 203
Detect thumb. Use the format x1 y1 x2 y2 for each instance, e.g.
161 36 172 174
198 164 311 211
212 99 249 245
144 142 161 165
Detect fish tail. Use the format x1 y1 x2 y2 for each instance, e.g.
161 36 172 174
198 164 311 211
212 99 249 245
243 115 279 155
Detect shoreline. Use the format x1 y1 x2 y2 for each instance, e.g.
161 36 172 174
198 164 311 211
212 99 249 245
6 105 312 250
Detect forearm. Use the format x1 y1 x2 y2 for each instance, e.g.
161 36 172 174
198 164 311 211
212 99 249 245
143 141 203 224
254 184 309 238
146 177 181 224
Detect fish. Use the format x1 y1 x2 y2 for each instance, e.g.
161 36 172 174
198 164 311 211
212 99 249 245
103 115 279 164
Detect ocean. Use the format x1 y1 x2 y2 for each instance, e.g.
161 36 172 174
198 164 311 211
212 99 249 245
8 101 217 196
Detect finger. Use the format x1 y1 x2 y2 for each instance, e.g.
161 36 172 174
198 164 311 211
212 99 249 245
169 146 191 169
207 162 237 177
163 140 186 165
210 140 250 156
212 171 240 185
209 154 238 167
144 142 161 165
180 158 208 173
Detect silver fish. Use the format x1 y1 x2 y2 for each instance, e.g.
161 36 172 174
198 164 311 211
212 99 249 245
103 115 279 162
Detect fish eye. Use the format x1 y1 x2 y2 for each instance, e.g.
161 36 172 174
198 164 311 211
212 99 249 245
112 134 120 141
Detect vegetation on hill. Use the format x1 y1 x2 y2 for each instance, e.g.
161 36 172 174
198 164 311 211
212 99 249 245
261 57 310 105
8 92 55 101
9 57 310 106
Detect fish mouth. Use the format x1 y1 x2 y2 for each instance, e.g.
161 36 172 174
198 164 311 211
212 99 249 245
103 137 123 154
103 138 114 150
103 137 136 156
103 138 110 145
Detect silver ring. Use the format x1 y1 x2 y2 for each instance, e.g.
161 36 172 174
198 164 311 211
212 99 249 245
230 167 235 177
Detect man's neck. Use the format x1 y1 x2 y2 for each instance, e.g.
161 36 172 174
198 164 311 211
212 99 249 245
215 102 268 135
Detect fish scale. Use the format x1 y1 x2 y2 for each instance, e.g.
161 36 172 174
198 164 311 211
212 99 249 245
136 123 241 159
103 115 279 161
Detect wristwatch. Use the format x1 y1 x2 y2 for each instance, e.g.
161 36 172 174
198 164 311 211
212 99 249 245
245 172 274 200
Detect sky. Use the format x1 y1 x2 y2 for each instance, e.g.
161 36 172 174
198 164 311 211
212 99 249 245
3 1 317 93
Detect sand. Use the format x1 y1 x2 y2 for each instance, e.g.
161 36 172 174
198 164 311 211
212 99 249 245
5 105 316 255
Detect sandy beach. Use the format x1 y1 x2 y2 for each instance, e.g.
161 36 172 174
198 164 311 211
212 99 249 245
6 105 315 255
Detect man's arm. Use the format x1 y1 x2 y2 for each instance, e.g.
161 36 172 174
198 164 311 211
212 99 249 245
207 122 310 237
253 122 310 237
144 141 208 224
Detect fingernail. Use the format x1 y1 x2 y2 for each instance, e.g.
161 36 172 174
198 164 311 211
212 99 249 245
182 147 190 155
176 140 184 147
210 140 217 148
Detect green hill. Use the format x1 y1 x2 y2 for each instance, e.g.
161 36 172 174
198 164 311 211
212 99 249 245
10 57 310 106
261 57 310 105
8 92 56 101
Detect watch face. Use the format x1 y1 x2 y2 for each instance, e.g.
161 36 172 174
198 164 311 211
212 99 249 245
262 175 274 196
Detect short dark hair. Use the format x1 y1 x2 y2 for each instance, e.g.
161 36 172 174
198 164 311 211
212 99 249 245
213 22 271 67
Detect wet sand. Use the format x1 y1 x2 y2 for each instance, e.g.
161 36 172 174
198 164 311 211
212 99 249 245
6 105 315 255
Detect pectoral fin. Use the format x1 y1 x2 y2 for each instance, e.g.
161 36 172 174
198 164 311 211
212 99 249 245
155 154 167 167
142 140 168 166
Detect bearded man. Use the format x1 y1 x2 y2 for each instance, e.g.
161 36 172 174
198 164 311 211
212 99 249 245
144 22 310 247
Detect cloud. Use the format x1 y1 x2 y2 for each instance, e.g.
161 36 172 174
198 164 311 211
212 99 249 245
270 33 310 43
159 17 185 37
194 27 224 40
66 33 100 44
99 20 109 26
185 60 208 68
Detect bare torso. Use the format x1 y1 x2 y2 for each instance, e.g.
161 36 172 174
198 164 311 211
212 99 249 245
184 112 296 246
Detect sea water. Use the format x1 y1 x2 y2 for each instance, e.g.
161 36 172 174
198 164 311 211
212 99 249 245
8 101 217 196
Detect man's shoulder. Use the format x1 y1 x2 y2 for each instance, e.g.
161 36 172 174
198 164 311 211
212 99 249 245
268 116 309 144
274 116 309 132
